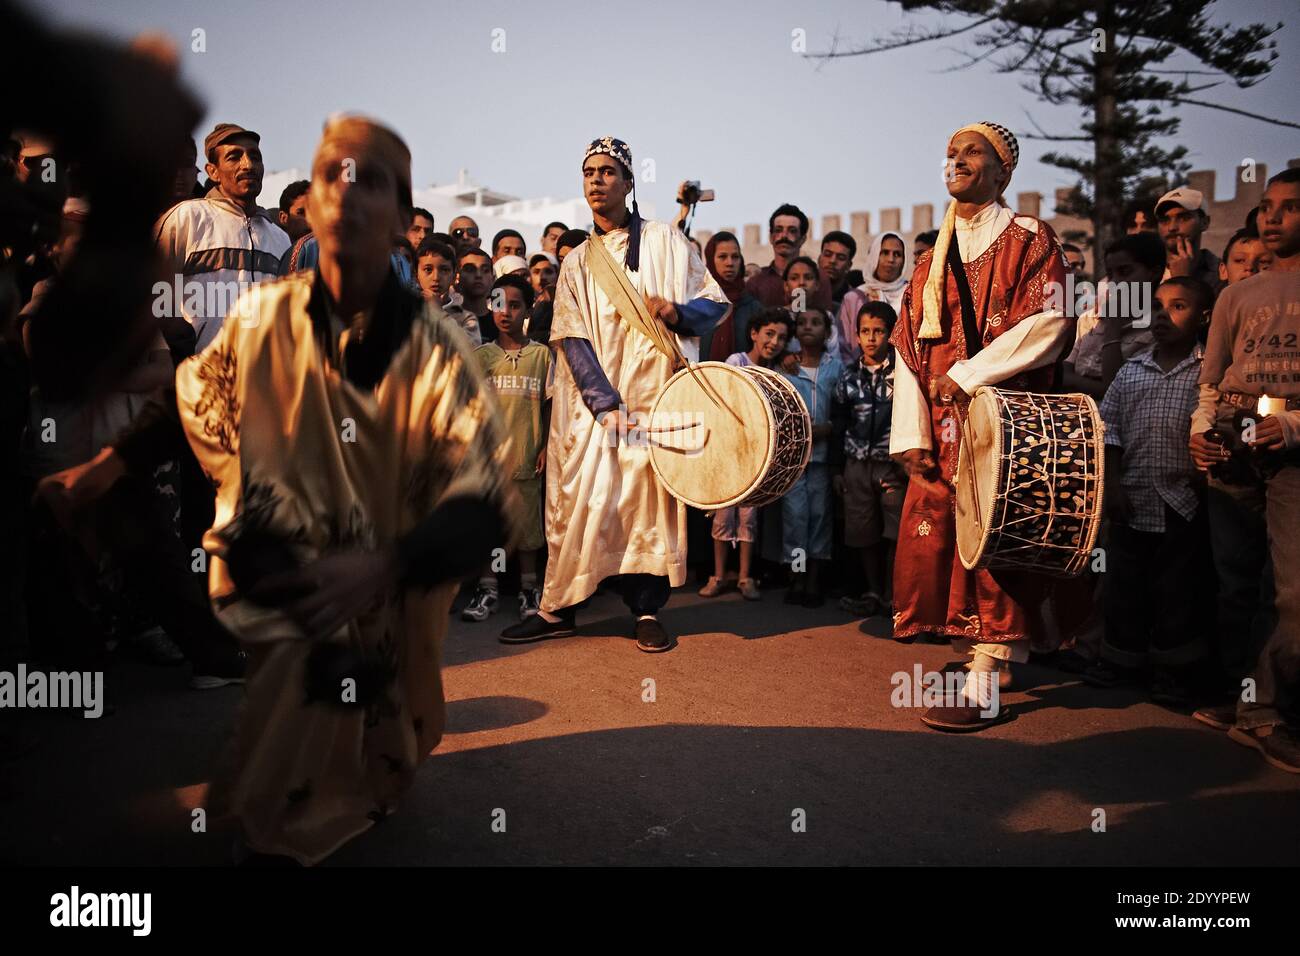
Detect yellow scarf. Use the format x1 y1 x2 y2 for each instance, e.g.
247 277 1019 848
919 122 1019 340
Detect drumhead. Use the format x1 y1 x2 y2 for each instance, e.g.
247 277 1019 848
955 389 1002 571
649 362 775 509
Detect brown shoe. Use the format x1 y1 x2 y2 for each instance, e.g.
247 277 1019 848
1192 703 1236 731
920 699 1013 733
635 617 674 653
737 578 761 601
1227 723 1300 774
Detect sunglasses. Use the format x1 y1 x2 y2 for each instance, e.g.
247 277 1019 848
452 227 480 238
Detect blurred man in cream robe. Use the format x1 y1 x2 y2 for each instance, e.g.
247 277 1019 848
184 118 523 864
500 137 727 652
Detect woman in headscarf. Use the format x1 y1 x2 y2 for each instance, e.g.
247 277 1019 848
836 230 911 363
702 230 765 362
888 121 1074 732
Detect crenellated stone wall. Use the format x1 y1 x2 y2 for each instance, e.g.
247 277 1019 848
700 156 1300 280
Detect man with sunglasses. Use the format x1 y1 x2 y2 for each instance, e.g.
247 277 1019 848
448 215 482 256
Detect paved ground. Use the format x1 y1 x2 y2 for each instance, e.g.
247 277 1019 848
3 585 1298 866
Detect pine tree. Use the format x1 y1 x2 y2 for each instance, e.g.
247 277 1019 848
811 1 1290 262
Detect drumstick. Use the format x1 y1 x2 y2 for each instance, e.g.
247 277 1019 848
586 231 732 416
641 421 701 433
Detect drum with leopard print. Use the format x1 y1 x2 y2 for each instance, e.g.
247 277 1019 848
955 387 1105 577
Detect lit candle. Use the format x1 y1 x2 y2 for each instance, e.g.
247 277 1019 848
1258 394 1283 416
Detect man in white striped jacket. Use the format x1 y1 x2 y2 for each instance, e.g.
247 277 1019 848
154 123 290 356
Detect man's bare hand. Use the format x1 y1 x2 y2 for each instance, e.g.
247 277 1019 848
1188 431 1227 471
928 372 968 406
896 448 939 481
35 447 127 524
643 295 679 330
1167 236 1197 278
248 549 400 640
1250 415 1286 451
598 408 628 446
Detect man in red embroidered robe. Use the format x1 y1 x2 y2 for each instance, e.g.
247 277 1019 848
889 121 1073 731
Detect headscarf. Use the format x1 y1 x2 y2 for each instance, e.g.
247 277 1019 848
584 136 643 271
704 231 748 361
919 121 1019 340
705 231 747 304
856 230 911 312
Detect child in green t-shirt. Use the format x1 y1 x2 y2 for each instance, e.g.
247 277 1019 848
463 275 551 621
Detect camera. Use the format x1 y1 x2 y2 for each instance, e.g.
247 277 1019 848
680 180 715 204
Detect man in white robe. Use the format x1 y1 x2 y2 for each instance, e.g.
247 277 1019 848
500 137 728 652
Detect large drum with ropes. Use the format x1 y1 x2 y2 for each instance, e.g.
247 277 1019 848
955 387 1105 577
647 361 811 510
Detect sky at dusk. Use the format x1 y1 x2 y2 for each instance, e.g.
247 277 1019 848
36 0 1300 233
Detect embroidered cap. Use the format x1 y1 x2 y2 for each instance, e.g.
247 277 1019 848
951 121 1020 176
581 136 644 272
583 136 634 178
919 121 1022 341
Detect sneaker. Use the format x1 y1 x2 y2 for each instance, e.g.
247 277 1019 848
461 586 499 622
191 649 247 690
125 626 186 665
698 576 726 598
1227 723 1300 774
1193 703 1237 731
518 588 541 620
737 578 761 601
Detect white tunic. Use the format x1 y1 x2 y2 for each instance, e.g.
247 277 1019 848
542 219 727 612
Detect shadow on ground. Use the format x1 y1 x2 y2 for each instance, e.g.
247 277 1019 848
4 698 1296 866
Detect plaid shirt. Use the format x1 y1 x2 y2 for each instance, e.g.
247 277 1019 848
833 352 895 463
1100 345 1203 533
